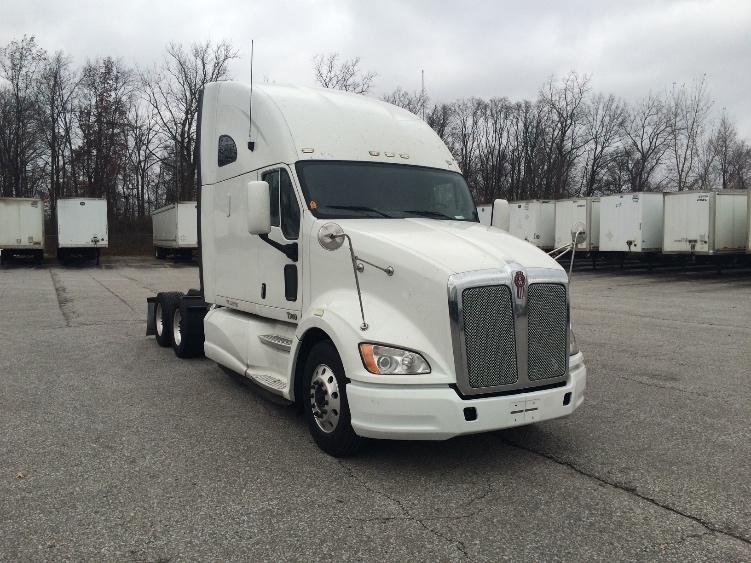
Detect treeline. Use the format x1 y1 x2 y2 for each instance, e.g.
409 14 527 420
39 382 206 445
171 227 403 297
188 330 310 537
0 35 238 221
383 73 751 204
1 39 749 224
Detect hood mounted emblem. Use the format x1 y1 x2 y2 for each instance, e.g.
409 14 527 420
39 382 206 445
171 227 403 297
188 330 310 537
513 271 527 300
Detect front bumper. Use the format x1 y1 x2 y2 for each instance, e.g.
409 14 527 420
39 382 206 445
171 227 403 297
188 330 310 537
347 357 586 440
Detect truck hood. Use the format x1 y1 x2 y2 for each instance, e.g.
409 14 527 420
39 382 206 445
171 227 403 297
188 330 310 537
336 218 562 274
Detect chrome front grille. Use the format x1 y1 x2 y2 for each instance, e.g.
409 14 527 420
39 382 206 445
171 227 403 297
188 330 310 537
527 283 567 381
462 285 517 388
449 267 570 397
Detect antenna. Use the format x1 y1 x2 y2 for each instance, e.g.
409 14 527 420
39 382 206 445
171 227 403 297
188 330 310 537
421 70 425 120
248 40 255 151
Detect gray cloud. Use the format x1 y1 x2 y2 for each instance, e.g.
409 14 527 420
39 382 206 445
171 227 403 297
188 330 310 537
3 0 750 137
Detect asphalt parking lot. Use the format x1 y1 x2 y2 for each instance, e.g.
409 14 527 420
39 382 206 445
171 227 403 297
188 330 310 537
1 258 750 562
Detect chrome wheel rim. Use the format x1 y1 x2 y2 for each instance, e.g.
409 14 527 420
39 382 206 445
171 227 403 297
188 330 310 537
155 303 164 336
309 364 341 433
172 308 182 346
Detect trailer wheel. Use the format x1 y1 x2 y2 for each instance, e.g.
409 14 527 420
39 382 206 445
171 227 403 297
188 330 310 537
154 291 184 347
172 298 205 358
303 341 367 457
155 247 166 260
0 251 5 266
34 250 43 265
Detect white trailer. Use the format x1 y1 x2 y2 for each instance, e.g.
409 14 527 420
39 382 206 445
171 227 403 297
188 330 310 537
663 190 747 255
0 197 45 265
56 198 108 264
554 198 600 253
477 204 492 226
146 82 586 457
152 202 198 260
508 199 555 250
748 187 751 254
599 193 663 254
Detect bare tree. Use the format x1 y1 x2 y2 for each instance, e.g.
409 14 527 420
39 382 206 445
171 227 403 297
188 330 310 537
621 91 671 192
666 76 713 190
141 39 239 202
0 35 47 197
381 85 429 117
75 56 135 213
36 50 79 213
579 93 626 196
538 72 591 198
312 53 377 95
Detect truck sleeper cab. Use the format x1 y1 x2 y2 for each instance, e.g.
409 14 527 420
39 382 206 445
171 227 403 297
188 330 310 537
148 82 586 457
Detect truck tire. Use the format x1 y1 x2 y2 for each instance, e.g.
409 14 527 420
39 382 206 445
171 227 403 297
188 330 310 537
155 247 165 260
154 291 184 347
303 341 367 457
172 298 205 358
34 250 43 265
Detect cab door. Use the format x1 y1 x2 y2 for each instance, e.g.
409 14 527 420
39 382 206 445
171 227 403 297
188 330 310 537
253 166 303 322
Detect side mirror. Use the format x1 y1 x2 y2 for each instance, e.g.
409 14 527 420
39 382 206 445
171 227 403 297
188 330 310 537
490 199 510 231
317 223 345 250
247 180 271 235
571 222 587 245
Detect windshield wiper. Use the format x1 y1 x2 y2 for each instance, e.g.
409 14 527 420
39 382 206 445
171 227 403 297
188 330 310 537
404 209 455 220
325 205 393 218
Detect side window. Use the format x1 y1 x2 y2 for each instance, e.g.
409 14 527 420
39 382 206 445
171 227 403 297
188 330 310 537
261 168 300 240
218 135 237 167
262 170 280 227
280 169 300 240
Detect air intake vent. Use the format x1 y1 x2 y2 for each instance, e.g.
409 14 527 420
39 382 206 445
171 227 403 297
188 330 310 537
527 284 567 381
462 285 517 388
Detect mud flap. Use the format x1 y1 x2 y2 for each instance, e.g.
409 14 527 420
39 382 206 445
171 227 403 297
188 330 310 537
146 296 156 336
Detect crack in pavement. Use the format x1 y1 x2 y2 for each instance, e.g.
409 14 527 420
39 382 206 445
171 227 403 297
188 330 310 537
92 276 136 312
50 270 73 327
500 437 751 548
338 460 473 561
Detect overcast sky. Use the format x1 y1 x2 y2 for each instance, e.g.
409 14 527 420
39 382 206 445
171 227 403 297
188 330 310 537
3 0 751 138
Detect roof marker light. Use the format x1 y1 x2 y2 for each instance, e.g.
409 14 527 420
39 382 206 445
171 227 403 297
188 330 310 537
369 151 380 156
302 148 314 153
385 152 395 157
400 154 409 159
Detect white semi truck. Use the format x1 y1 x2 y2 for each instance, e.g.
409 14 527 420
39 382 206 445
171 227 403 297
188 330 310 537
0 197 45 265
147 82 587 456
152 201 198 261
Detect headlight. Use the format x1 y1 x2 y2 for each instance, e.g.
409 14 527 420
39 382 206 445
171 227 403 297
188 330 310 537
569 326 580 356
359 344 431 375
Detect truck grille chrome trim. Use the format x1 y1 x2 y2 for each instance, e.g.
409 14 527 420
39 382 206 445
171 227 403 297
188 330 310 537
448 266 569 397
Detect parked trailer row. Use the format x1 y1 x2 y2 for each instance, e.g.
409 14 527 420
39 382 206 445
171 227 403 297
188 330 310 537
2 197 201 266
480 190 749 263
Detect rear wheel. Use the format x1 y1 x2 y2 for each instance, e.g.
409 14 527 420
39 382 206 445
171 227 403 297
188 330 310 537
172 298 205 358
303 341 367 457
154 291 184 347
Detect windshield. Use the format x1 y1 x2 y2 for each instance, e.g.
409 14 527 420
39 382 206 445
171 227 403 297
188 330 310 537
295 161 478 221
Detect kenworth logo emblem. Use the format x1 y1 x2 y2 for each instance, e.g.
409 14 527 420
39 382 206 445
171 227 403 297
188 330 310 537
513 271 527 299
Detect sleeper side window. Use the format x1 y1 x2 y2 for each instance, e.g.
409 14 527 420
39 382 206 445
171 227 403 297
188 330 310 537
218 135 237 167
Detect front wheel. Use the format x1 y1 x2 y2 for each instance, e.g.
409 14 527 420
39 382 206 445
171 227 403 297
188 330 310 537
303 341 367 457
